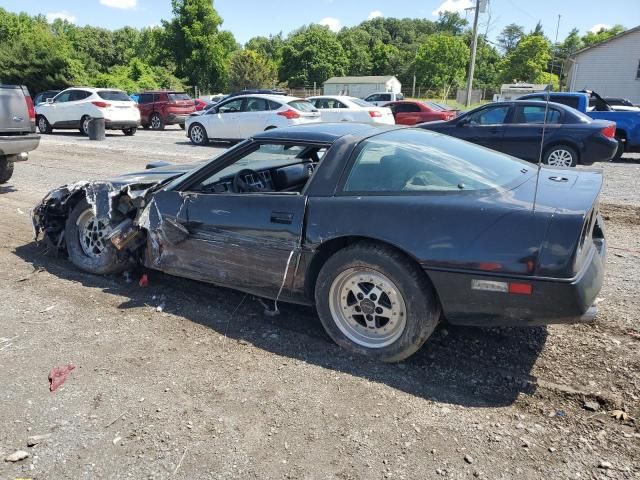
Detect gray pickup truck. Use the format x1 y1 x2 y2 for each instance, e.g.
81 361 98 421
0 85 40 183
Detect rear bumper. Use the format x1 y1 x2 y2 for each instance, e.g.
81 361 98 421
105 120 139 130
581 136 618 164
427 240 605 327
0 133 40 156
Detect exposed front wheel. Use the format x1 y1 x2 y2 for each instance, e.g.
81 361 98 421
543 145 578 167
150 113 164 130
122 127 137 136
0 156 14 184
612 137 625 161
80 116 91 136
179 123 185 130
65 199 130 275
188 123 208 145
315 243 440 362
37 116 52 134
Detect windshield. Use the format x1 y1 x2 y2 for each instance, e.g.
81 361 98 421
97 90 131 101
344 129 532 193
168 93 191 101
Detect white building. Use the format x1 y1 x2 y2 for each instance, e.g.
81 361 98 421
567 26 640 104
493 83 548 102
323 76 402 98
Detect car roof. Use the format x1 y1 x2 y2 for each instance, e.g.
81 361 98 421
252 122 400 143
227 94 303 102
308 95 358 100
520 92 585 98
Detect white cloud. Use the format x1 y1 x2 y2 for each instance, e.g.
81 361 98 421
432 0 473 16
368 10 383 20
45 11 76 23
589 23 611 33
319 17 342 32
99 0 137 10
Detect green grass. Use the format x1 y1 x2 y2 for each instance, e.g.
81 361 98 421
415 98 490 111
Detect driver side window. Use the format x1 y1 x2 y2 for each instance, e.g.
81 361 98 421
54 91 72 103
468 106 510 125
218 98 244 113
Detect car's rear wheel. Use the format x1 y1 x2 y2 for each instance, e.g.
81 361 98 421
80 115 91 136
37 115 52 134
0 156 14 184
150 113 164 130
315 243 440 362
544 145 578 167
65 198 129 275
612 136 625 161
188 123 208 145
122 127 137 136
179 123 185 130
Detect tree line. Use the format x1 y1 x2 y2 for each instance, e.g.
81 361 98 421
0 0 626 98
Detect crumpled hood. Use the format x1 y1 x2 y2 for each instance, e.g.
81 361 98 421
106 161 204 189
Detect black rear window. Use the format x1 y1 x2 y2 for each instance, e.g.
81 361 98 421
168 93 191 101
98 90 131 101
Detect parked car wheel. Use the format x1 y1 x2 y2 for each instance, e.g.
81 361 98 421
543 145 578 167
122 127 137 136
179 123 185 130
612 136 625 161
149 113 164 130
80 116 91 136
315 243 440 362
65 198 130 275
0 156 14 184
37 115 52 134
188 123 208 145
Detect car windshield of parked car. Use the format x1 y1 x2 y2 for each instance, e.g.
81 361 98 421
288 100 317 112
97 90 131 101
424 101 445 111
168 93 191 101
343 129 531 193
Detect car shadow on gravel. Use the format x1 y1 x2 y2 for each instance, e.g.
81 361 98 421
14 243 546 408
0 185 17 194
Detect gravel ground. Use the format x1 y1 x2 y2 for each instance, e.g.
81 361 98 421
0 129 638 479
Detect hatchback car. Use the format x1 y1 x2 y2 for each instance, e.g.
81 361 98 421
35 88 140 136
185 94 320 145
33 123 605 362
136 91 196 130
307 95 395 124
419 101 618 167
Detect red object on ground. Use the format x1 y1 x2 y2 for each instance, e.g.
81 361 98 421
139 273 148 287
48 364 75 392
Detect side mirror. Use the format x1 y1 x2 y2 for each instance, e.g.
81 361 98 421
46 98 54 104
457 117 470 127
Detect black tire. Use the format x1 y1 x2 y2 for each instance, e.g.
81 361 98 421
80 115 91 136
179 123 185 130
543 144 578 167
315 243 440 362
65 198 130 275
149 113 165 131
0 156 14 184
612 137 625 161
37 115 52 134
142 124 150 130
188 123 208 145
122 127 137 136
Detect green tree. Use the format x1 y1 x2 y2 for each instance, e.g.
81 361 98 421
338 27 372 75
552 28 582 88
245 33 284 66
582 24 625 47
497 23 525 54
228 50 276 91
415 33 469 99
435 12 468 36
163 0 238 91
470 35 500 91
278 25 348 87
371 41 401 75
500 34 551 84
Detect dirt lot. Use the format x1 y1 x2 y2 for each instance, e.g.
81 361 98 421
1 128 639 479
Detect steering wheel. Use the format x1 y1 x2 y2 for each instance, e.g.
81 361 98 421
232 169 271 193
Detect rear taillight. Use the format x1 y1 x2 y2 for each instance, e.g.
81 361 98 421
601 124 615 138
92 101 111 108
368 110 382 118
278 109 300 119
25 95 35 122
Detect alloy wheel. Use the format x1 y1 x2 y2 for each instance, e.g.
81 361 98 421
328 268 407 348
190 125 204 144
38 117 48 133
82 117 91 135
77 209 110 258
151 115 161 129
547 149 574 167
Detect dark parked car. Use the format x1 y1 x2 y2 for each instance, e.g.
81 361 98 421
32 123 605 361
419 100 618 167
384 100 458 125
33 90 61 106
136 91 196 130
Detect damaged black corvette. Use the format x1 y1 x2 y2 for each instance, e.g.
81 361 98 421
32 123 605 361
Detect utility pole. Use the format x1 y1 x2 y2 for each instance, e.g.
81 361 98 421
412 74 416 98
464 0 481 107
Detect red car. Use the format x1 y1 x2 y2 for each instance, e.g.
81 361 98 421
193 98 210 111
384 100 458 125
136 91 196 130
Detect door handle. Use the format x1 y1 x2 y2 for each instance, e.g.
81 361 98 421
270 211 294 224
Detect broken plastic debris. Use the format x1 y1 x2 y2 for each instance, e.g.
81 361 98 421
48 364 75 392
139 274 148 288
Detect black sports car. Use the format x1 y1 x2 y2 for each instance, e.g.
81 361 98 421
418 100 618 167
32 123 606 361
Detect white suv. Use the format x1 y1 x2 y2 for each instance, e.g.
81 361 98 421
185 94 320 145
35 87 140 136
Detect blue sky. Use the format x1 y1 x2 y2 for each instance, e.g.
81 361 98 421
4 0 640 44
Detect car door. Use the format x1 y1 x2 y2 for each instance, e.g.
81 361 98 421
148 142 308 299
137 93 153 125
242 97 272 133
68 90 92 125
501 104 563 161
393 103 422 125
44 90 72 125
455 104 511 150
364 94 380 106
313 98 347 122
205 97 246 139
